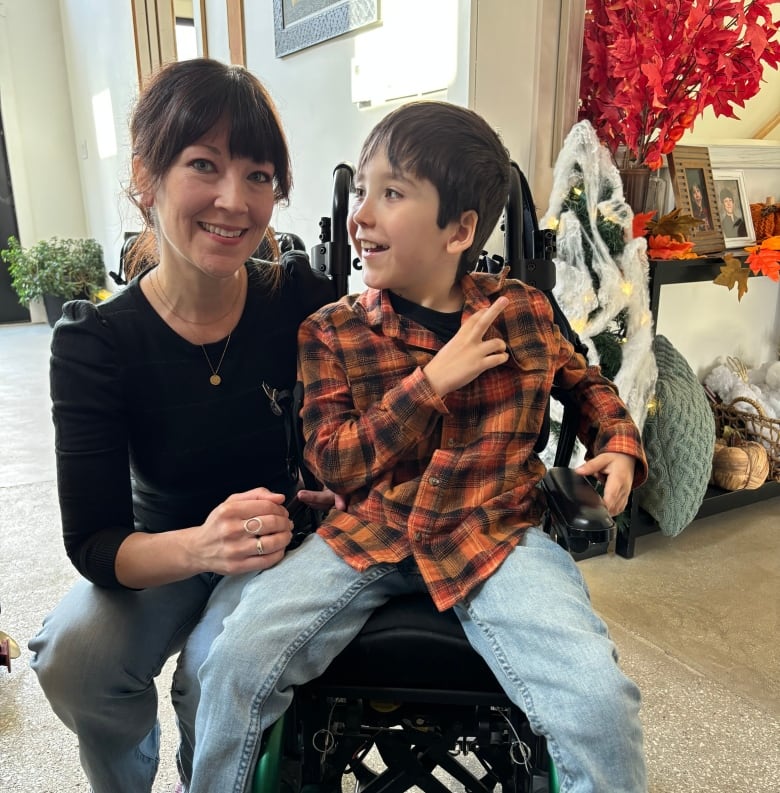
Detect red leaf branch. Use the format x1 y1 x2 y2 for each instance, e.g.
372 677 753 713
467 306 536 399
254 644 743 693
579 0 780 169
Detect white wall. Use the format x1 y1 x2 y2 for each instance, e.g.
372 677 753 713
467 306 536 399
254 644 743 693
57 0 139 275
0 0 86 243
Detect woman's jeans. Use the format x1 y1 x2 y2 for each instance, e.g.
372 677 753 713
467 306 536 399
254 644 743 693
28 571 246 793
191 529 647 793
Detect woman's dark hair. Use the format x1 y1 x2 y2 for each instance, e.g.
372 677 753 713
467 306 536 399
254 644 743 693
125 58 291 279
358 101 510 277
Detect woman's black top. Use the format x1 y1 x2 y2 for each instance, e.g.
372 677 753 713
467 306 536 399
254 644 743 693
50 258 334 587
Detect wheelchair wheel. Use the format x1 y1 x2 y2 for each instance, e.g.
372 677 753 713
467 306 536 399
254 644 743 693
253 716 287 793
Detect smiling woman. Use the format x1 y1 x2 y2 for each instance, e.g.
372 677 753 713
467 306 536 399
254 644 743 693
27 57 336 793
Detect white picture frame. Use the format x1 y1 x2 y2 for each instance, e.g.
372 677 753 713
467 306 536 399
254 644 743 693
712 169 756 249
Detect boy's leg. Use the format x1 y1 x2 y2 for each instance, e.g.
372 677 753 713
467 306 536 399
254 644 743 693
190 534 408 793
454 526 646 793
172 571 256 788
28 574 217 793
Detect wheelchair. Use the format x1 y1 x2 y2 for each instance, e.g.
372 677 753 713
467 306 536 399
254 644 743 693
251 161 616 793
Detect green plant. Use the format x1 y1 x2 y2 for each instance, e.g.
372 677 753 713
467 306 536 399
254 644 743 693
1 235 106 305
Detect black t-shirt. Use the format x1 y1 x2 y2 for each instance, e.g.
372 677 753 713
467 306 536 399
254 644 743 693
389 291 462 342
50 258 334 586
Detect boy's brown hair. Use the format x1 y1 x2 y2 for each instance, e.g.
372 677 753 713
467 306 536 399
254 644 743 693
358 101 510 277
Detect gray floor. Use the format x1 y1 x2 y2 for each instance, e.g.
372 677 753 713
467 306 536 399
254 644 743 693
1 321 779 792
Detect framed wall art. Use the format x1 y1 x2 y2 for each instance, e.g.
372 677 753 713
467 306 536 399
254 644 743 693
273 0 379 58
667 145 725 254
712 169 756 249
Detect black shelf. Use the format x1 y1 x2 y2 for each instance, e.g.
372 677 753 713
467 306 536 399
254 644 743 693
615 256 780 558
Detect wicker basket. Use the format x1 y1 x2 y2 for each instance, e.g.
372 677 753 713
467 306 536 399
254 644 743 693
711 396 780 482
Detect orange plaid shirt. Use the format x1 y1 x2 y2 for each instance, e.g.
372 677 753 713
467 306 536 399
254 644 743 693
298 269 647 610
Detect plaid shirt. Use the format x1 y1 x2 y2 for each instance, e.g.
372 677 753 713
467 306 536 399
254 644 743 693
298 269 647 610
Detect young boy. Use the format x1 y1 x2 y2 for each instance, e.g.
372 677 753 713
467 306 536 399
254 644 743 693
191 101 648 793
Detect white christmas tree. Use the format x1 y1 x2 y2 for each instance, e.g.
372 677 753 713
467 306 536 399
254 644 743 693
541 120 657 431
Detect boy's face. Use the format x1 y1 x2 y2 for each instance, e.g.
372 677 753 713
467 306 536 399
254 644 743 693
348 149 473 307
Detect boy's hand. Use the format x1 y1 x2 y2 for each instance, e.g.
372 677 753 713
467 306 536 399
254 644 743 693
423 297 510 397
575 453 636 516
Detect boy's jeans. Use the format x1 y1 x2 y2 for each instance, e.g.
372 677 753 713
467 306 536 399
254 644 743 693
191 529 646 793
28 571 242 793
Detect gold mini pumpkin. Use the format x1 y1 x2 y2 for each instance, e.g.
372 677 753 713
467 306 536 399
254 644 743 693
711 434 770 491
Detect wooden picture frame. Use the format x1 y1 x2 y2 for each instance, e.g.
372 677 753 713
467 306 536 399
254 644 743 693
667 146 725 254
712 169 756 249
273 0 379 58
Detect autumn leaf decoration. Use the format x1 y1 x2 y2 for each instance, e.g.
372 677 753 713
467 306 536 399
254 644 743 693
745 236 780 282
579 1 780 169
713 237 780 301
634 209 704 259
714 254 752 301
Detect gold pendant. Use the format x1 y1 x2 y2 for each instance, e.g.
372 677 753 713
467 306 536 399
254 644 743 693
209 374 222 386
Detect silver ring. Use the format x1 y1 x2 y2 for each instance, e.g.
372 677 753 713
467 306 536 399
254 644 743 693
256 537 266 555
243 516 263 535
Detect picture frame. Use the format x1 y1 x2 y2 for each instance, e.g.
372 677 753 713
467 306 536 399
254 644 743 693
667 146 725 254
711 169 756 249
273 0 379 58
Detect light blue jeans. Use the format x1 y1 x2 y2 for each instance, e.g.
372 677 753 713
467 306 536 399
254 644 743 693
191 529 647 793
28 571 247 793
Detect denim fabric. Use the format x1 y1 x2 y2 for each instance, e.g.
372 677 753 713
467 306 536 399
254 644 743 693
28 572 234 793
454 527 646 792
191 530 646 793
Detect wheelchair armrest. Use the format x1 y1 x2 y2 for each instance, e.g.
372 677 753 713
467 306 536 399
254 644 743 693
540 467 616 555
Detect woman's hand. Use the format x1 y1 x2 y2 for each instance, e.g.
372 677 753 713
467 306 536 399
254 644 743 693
115 487 294 588
193 487 294 575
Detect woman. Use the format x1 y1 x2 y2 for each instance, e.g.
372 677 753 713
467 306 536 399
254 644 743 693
28 58 334 793
690 182 713 231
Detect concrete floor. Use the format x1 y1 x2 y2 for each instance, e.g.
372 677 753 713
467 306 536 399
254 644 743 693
1 321 779 792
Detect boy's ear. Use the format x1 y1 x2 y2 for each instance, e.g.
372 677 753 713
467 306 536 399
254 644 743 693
446 210 478 254
132 156 155 207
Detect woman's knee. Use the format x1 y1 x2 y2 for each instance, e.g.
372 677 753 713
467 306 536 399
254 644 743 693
30 604 124 708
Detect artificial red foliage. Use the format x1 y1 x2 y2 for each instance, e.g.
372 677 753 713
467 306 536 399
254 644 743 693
745 235 780 280
632 211 656 240
579 1 780 169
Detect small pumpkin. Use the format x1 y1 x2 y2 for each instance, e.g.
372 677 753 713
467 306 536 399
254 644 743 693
711 434 770 491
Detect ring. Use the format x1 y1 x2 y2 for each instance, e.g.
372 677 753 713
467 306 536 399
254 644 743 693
243 516 263 535
256 537 266 555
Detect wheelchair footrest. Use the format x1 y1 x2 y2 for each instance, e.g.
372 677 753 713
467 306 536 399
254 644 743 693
540 467 615 554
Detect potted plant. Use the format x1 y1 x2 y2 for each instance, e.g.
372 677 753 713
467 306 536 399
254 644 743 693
578 0 780 190
1 235 106 325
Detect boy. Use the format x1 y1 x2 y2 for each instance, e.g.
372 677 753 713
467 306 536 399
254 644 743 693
192 101 648 793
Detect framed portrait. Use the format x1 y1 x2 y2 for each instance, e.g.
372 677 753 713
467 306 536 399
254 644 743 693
273 0 379 57
712 169 756 249
667 146 725 254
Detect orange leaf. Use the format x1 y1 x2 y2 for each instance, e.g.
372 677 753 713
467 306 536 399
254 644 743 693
647 235 699 259
632 211 656 239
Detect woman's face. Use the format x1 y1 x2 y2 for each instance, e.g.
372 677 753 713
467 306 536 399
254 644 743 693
142 122 276 279
691 184 703 205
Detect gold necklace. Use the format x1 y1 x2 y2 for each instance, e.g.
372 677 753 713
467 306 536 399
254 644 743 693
149 268 243 326
201 334 231 386
148 270 239 386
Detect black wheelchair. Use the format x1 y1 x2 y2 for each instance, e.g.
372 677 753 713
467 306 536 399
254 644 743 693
251 161 616 793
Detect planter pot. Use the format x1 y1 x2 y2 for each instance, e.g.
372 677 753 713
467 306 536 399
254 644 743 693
43 291 89 327
619 167 651 216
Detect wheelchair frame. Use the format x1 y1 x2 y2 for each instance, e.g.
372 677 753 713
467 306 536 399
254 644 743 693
249 161 615 793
